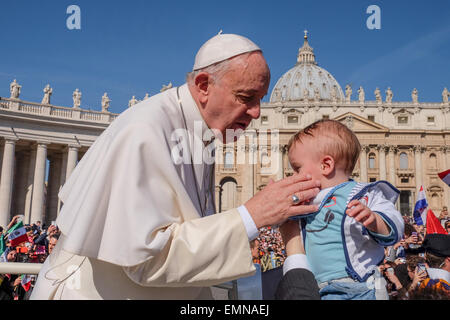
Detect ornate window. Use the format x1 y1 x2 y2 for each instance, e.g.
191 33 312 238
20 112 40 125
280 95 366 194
283 109 302 126
260 151 270 168
429 153 437 169
399 152 408 169
224 151 234 169
397 115 409 125
368 153 376 169
394 109 413 126
287 115 299 124
261 115 269 125
219 177 237 212
431 193 440 209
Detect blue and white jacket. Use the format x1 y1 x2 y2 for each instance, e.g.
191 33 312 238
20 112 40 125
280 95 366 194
291 180 405 282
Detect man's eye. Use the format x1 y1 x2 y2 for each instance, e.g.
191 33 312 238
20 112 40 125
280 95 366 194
237 95 253 103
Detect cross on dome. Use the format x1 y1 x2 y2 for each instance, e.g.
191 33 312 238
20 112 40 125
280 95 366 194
297 30 316 65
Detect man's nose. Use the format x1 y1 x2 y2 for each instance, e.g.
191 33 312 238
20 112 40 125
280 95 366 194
247 102 261 119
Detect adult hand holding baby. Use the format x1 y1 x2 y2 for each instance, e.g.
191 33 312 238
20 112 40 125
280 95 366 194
245 173 320 229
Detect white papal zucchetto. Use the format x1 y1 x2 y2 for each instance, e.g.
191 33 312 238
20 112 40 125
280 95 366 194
192 33 261 71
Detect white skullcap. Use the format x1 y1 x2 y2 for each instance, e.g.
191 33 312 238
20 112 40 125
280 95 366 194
192 33 261 71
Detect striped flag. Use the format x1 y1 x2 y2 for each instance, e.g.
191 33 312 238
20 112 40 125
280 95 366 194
21 275 32 292
426 209 448 235
8 227 28 246
6 221 23 235
0 237 7 262
413 186 428 226
438 169 450 187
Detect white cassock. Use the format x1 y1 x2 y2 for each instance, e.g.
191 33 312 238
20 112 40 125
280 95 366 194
31 84 256 299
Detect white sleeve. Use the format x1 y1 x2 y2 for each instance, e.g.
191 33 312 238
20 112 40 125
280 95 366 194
237 205 259 241
282 254 312 275
367 188 404 245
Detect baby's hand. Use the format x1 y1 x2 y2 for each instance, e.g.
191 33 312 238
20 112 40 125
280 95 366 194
346 199 377 229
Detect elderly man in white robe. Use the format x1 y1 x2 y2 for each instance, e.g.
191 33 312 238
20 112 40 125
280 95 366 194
31 33 321 299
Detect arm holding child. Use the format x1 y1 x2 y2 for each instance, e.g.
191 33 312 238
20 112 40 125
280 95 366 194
275 220 320 300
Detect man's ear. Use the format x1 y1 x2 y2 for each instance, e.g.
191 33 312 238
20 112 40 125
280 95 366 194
320 155 335 176
194 72 211 104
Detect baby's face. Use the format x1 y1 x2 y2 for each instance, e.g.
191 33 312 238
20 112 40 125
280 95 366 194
288 139 323 184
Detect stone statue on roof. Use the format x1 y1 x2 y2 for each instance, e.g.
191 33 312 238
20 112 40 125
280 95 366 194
42 84 52 105
10 79 21 99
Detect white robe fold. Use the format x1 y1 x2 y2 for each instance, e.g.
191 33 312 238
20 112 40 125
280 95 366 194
31 84 255 299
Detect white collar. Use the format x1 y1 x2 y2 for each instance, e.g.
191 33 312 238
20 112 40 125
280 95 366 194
311 186 334 206
426 268 450 283
178 84 214 146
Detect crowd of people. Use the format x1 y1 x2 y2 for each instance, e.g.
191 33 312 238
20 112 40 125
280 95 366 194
1 210 449 300
378 215 449 299
253 226 286 272
252 213 450 300
0 215 60 300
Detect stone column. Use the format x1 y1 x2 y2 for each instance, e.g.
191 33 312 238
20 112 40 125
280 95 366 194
66 145 79 180
360 145 369 183
30 142 48 224
377 144 387 181
245 130 258 199
0 139 17 228
57 150 68 216
0 144 4 177
446 146 450 171
414 145 423 192
12 151 30 217
24 148 36 224
441 146 450 209
447 149 450 208
46 153 63 225
388 146 397 186
277 145 284 180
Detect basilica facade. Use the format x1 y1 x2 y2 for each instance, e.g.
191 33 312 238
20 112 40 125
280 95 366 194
0 34 449 227
215 33 450 218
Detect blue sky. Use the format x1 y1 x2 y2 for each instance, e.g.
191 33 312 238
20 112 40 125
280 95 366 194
0 0 449 114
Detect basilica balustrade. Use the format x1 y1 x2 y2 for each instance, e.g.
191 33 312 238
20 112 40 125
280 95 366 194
0 96 118 123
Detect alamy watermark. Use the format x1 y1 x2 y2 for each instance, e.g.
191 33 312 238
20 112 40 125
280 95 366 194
170 121 282 173
366 5 381 30
66 5 81 30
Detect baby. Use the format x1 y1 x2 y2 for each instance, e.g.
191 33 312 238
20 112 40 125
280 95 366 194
284 119 404 300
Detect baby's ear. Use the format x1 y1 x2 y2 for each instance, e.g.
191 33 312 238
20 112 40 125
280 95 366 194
321 155 335 175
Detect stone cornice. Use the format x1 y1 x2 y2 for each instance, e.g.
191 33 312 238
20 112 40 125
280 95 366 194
0 96 118 126
261 101 444 109
387 145 399 153
413 145 427 153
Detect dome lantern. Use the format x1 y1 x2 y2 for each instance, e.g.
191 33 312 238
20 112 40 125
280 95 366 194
297 30 317 65
270 31 344 103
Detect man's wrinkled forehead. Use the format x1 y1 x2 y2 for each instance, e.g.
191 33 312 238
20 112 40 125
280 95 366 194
229 53 270 91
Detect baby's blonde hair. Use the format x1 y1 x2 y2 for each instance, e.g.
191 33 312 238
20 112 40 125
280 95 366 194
288 119 361 175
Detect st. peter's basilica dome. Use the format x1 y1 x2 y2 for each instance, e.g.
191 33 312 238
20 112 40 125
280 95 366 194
270 32 344 103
